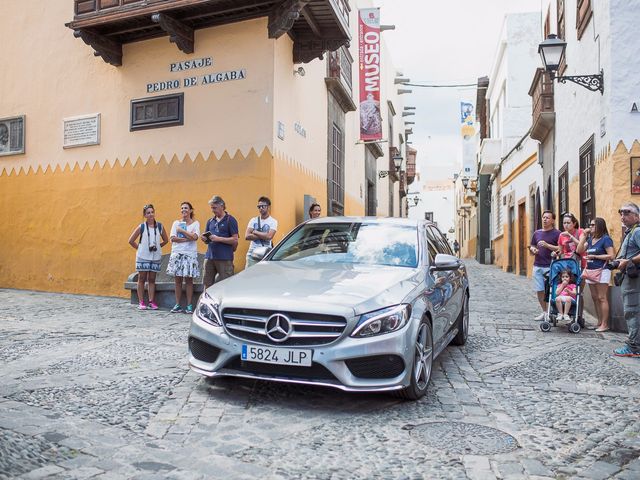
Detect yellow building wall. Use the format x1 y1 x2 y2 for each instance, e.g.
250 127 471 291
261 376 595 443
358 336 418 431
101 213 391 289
493 235 505 269
0 148 278 297
567 141 640 245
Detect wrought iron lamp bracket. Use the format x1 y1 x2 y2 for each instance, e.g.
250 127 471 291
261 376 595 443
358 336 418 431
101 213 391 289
554 69 604 94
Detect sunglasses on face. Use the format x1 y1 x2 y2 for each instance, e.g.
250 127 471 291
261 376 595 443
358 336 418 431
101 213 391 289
619 209 637 215
257 204 269 209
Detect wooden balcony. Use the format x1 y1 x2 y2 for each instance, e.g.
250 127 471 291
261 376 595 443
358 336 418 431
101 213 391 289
67 0 351 66
528 68 555 142
325 46 355 112
405 146 416 185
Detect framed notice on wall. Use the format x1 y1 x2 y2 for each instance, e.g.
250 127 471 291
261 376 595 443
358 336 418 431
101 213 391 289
63 113 101 148
0 115 25 156
631 157 640 195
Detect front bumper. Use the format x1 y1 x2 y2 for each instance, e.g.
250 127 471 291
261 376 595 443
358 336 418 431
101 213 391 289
188 314 417 392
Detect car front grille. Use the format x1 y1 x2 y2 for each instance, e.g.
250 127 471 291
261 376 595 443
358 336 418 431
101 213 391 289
221 308 348 346
189 337 220 363
345 355 405 379
226 356 337 380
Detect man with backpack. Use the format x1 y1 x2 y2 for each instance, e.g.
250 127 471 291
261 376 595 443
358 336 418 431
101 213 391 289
201 196 239 288
245 196 278 268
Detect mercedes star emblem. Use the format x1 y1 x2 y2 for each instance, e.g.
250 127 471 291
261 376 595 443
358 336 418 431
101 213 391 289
265 313 292 343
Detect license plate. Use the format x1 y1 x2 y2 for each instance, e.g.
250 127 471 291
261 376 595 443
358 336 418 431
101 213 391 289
241 344 312 367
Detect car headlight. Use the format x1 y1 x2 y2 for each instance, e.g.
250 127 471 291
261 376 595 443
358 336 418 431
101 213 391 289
351 304 411 338
195 291 222 327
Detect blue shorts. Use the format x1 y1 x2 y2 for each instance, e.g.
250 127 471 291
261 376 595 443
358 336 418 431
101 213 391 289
533 266 550 292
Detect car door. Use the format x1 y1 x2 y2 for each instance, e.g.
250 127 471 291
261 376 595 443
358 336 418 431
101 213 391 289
429 226 464 331
424 226 451 344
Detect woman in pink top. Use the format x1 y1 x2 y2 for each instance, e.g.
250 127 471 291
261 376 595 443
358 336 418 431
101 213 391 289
554 213 586 268
555 270 577 321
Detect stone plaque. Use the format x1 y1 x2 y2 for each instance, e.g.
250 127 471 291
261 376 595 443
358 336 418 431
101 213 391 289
63 114 100 148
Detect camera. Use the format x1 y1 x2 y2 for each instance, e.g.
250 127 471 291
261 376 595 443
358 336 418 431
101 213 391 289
149 245 158 252
614 271 625 287
605 260 620 270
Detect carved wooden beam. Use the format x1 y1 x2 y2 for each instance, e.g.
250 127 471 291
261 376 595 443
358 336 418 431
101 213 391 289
301 5 321 37
293 38 349 64
74 29 122 66
268 0 311 39
151 13 194 54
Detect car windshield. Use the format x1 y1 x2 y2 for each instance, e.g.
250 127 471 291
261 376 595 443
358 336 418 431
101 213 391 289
269 222 418 267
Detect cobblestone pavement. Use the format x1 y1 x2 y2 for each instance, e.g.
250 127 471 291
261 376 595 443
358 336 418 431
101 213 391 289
1 260 639 479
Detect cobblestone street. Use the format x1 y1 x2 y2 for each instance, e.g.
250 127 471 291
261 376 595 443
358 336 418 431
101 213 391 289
1 260 639 479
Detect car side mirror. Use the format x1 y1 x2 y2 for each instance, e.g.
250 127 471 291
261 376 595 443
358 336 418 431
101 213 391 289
429 253 461 272
251 246 271 261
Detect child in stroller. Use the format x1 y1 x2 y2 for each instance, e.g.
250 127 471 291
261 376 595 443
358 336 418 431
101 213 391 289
541 257 585 333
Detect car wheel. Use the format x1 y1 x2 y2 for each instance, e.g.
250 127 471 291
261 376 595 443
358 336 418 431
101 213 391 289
451 292 469 346
396 320 433 401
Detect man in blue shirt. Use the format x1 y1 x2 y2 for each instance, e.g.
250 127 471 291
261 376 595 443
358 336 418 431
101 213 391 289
201 196 239 288
529 210 561 320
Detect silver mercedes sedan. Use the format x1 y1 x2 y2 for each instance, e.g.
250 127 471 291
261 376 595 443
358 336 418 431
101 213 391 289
188 217 469 400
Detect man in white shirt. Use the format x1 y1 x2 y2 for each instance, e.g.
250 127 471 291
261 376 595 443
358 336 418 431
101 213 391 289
245 196 278 268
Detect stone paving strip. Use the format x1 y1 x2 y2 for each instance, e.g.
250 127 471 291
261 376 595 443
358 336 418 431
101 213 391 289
1 260 639 479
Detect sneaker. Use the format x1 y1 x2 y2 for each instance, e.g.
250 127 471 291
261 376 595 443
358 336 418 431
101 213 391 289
613 346 640 357
138 302 147 310
185 304 194 314
534 312 546 321
170 304 183 313
148 302 159 310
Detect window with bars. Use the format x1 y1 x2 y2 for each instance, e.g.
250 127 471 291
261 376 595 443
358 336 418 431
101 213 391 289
579 136 595 225
557 0 567 74
558 163 569 218
494 187 503 236
329 123 344 215
576 0 592 41
130 93 183 131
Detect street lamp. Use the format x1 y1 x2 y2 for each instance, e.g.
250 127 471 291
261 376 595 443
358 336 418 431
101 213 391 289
538 34 603 94
461 177 469 188
378 155 403 179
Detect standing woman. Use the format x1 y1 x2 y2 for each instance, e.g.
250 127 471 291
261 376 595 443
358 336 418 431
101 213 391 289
128 204 169 310
555 213 586 267
167 202 200 314
577 217 615 331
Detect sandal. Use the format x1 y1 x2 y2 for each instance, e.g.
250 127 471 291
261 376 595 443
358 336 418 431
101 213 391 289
596 326 610 332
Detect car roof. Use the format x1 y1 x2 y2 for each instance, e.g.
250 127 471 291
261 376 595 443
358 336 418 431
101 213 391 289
305 216 433 228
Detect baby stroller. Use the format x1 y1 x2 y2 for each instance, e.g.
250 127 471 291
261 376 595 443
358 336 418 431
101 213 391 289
540 257 585 333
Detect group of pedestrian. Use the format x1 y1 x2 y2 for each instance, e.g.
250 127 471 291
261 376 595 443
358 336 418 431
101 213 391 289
529 202 640 358
128 196 279 314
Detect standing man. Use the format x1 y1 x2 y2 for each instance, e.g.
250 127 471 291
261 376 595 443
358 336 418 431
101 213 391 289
245 196 278 268
452 239 460 257
613 202 640 357
529 210 561 320
201 196 238 288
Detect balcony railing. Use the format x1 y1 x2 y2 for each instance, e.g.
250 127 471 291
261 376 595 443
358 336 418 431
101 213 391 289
325 46 356 112
68 0 351 66
528 68 555 142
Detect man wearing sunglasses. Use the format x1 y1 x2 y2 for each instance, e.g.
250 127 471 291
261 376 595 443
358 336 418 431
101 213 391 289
245 196 278 268
613 202 640 357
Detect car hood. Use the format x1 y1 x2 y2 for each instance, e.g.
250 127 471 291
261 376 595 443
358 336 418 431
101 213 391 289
208 261 422 317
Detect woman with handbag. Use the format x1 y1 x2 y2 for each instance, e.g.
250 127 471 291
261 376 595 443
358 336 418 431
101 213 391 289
577 217 615 331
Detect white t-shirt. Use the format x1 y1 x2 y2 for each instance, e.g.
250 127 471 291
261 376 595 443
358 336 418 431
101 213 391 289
247 216 278 253
136 222 164 262
170 220 200 255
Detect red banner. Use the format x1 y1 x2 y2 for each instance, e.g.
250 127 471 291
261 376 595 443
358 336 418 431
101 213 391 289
358 8 382 141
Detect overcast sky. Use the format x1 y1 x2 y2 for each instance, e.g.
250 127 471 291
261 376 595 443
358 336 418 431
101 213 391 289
374 0 543 181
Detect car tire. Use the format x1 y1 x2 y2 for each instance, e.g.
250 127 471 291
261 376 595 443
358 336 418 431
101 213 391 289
395 319 433 401
451 292 469 346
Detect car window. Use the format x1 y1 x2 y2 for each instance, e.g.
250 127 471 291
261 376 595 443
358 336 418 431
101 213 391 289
270 222 419 268
429 226 454 255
